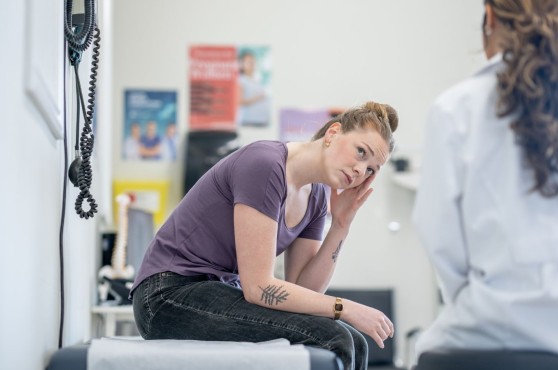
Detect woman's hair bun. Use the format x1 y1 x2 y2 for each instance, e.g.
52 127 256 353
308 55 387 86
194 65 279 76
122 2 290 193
384 104 399 133
363 101 398 133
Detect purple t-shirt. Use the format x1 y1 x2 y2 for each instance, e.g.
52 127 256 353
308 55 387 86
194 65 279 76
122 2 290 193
130 141 328 295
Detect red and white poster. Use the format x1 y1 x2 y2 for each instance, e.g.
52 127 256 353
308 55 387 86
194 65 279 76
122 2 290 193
189 45 272 131
189 46 239 131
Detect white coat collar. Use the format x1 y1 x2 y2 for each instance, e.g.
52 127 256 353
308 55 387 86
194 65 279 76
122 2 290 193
473 53 504 77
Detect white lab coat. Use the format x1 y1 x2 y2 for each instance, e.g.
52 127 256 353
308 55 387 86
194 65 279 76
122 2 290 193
413 54 558 359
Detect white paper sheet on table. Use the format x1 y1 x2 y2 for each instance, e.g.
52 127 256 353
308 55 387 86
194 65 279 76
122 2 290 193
88 337 310 370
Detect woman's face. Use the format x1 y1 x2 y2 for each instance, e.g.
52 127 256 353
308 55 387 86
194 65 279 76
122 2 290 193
323 124 390 189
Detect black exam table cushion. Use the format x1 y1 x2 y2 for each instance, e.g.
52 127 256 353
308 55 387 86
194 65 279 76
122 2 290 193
47 342 343 370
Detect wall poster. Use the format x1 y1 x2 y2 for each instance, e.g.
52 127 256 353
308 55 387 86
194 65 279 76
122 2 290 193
122 90 178 161
188 45 272 130
279 107 343 142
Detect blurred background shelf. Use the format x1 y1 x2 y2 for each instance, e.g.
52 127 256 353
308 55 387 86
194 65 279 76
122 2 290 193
391 171 420 191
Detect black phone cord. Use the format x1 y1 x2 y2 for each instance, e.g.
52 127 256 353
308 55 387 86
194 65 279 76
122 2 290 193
73 26 100 219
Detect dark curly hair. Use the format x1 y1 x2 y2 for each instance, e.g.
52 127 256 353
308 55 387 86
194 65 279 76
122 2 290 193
312 101 399 153
486 0 558 197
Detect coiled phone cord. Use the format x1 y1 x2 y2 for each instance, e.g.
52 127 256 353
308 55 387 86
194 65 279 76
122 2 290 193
73 26 100 219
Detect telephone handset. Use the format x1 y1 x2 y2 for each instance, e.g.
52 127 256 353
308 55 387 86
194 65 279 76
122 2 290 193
64 0 100 219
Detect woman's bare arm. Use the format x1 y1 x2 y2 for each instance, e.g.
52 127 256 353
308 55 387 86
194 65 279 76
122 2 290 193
234 203 393 348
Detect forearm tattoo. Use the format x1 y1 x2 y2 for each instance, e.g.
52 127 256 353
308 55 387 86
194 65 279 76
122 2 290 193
259 285 289 305
332 240 343 262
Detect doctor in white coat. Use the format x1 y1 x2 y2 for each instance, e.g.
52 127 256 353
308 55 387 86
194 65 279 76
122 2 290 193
413 0 558 360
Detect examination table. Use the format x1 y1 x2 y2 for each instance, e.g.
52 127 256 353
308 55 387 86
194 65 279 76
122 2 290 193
47 341 342 370
47 288 398 370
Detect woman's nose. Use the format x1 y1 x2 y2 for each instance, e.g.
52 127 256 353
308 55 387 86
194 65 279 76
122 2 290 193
353 164 364 177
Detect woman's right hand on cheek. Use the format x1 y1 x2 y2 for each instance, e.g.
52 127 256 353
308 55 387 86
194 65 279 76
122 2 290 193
343 300 394 348
329 176 375 230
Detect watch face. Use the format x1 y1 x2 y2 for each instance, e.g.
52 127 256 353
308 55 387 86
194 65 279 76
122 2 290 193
334 303 343 311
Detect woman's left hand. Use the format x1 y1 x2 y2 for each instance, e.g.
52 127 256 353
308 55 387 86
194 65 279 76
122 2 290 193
329 175 374 229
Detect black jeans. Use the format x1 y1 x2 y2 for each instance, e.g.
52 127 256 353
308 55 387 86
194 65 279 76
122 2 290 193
133 272 368 370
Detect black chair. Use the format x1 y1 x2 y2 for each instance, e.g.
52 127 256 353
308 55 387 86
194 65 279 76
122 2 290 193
183 130 240 195
414 348 558 370
326 289 403 370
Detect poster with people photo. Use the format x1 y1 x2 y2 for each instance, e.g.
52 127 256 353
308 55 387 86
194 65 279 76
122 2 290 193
188 45 272 130
236 45 272 127
123 90 178 161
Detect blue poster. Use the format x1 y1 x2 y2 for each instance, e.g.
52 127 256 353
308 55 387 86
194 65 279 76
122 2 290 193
123 90 178 161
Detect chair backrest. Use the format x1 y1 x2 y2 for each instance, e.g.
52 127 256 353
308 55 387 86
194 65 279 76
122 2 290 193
326 288 395 366
414 349 558 370
183 130 240 195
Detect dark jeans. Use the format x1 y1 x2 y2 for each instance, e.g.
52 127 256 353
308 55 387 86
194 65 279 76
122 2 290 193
133 272 368 370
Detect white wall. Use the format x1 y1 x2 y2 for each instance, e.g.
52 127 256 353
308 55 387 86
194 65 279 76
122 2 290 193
0 1 113 369
109 0 485 365
112 0 485 189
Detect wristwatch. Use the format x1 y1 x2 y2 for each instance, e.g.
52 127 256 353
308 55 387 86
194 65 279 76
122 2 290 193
333 297 343 320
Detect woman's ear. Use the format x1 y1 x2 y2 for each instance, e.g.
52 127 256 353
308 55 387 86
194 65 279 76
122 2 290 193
485 3 496 31
483 3 501 58
326 122 342 138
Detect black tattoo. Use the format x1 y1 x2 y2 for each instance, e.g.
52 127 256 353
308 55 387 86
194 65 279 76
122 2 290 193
259 285 290 305
332 240 343 262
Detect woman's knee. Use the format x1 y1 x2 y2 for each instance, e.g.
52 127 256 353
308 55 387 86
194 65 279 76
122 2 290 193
351 328 368 359
315 323 358 370
335 322 368 369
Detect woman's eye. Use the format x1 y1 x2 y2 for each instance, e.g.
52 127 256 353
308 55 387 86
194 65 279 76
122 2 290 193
366 168 375 176
357 147 366 157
